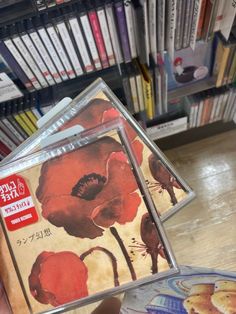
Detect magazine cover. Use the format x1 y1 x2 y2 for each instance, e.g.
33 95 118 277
0 121 177 313
165 40 213 90
2 79 195 221
120 265 236 313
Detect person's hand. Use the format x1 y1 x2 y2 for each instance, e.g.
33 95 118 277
91 297 121 314
0 285 12 314
0 284 121 314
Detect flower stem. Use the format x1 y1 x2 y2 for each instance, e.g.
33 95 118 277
110 226 137 281
165 185 177 205
80 246 119 286
150 253 158 274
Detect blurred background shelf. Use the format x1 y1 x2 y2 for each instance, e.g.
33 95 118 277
0 0 235 161
168 77 217 101
155 121 236 150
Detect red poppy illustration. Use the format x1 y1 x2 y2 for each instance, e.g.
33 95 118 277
36 137 141 239
130 213 166 274
61 98 184 205
28 251 88 306
61 98 144 165
148 154 182 205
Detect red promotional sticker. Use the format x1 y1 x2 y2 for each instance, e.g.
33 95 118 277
0 174 38 231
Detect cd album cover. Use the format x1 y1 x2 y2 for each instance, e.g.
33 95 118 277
165 40 213 90
121 265 236 314
3 78 195 221
0 121 177 313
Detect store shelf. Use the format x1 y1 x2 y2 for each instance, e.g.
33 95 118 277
155 121 236 150
167 77 217 101
0 0 78 27
18 65 123 107
50 66 122 101
0 0 35 27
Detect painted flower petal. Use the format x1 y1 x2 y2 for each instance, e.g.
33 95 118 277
29 251 88 307
63 214 104 239
141 213 166 259
132 139 143 165
148 154 173 186
91 153 141 228
92 192 141 228
42 196 104 239
116 192 141 224
37 131 141 238
28 252 55 304
91 197 122 228
104 152 138 193
36 137 122 203
36 138 122 238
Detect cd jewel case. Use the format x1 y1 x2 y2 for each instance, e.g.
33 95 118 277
0 120 178 314
2 78 195 220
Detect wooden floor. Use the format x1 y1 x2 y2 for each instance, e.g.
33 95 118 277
163 129 236 272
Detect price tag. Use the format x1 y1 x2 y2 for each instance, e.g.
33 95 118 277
0 175 38 231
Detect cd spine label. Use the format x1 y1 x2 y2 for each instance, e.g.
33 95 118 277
56 21 83 76
1 118 25 143
88 10 109 68
190 0 202 50
46 25 76 79
0 121 21 145
97 8 116 66
166 0 177 60
105 4 123 64
21 33 55 86
30 31 62 83
115 2 131 63
175 0 183 50
68 17 94 73
0 41 34 91
0 129 17 151
157 0 165 54
148 0 157 61
182 0 192 47
12 36 48 88
80 14 102 70
38 27 68 81
124 0 137 59
4 39 41 90
129 76 139 113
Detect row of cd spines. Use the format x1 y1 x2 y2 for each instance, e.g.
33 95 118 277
0 83 134 160
0 94 56 159
0 1 134 92
1 85 235 161
35 0 72 11
188 85 236 128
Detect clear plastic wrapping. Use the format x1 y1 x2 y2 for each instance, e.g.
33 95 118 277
2 78 195 221
0 120 178 314
120 265 236 314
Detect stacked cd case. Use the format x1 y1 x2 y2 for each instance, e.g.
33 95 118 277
2 78 195 221
0 119 177 313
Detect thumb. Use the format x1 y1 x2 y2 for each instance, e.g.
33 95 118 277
91 297 121 314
